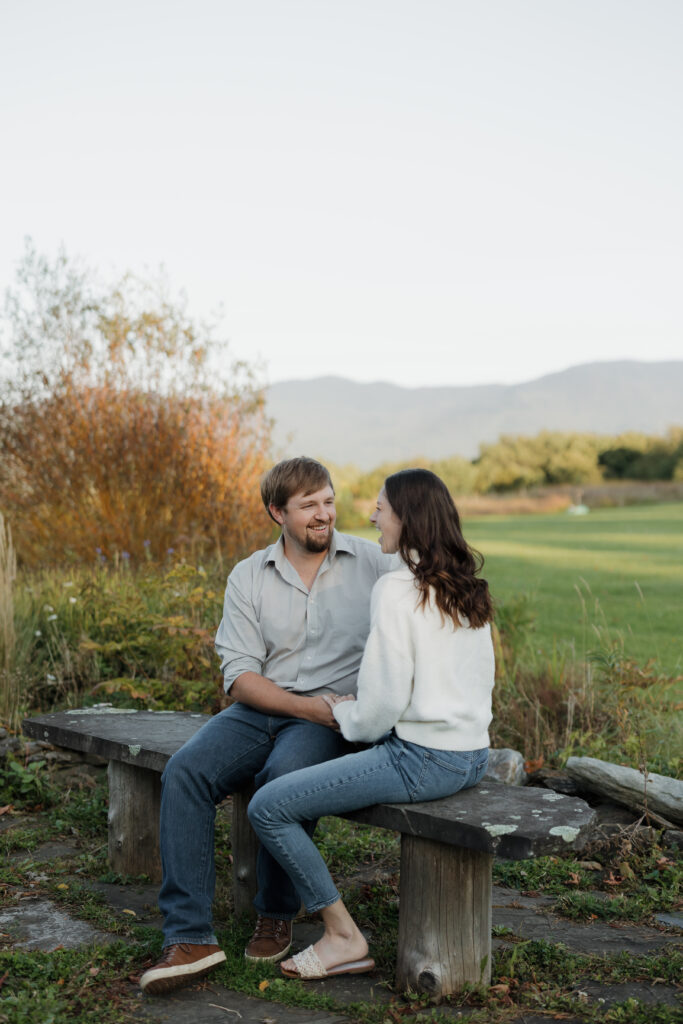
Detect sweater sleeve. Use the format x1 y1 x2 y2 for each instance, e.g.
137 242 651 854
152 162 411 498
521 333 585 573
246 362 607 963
333 577 414 742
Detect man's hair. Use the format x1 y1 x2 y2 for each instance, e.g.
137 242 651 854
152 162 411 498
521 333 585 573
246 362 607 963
261 457 333 518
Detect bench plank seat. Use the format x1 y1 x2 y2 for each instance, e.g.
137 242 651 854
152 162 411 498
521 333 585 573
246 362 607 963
23 707 207 773
24 707 597 997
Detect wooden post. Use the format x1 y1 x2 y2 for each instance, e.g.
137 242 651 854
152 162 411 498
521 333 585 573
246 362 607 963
231 786 259 919
107 761 162 882
396 835 492 996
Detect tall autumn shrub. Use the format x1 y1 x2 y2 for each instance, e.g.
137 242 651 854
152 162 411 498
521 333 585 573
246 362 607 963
0 241 272 566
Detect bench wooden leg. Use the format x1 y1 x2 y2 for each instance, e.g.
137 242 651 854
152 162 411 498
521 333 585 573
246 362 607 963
107 761 162 882
396 835 492 996
231 786 259 918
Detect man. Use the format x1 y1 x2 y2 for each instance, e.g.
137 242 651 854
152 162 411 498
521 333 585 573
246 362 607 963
140 456 392 995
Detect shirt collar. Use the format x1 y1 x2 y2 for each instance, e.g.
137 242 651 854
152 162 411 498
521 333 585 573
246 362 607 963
331 531 355 557
264 529 354 568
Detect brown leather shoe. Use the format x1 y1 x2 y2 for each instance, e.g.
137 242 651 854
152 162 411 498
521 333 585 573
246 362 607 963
140 942 226 995
244 915 292 963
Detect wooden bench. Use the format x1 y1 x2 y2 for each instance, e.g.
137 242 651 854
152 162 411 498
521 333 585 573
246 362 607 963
24 706 597 997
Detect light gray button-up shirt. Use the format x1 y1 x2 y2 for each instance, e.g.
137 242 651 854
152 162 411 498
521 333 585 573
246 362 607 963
215 531 394 696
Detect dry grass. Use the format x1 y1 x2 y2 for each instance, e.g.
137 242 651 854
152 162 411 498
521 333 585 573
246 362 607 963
489 610 681 776
0 513 17 727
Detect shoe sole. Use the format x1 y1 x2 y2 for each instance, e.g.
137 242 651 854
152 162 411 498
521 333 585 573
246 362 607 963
281 956 375 980
140 951 227 995
244 940 292 964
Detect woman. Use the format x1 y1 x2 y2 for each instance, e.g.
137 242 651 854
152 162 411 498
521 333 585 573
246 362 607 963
247 468 495 980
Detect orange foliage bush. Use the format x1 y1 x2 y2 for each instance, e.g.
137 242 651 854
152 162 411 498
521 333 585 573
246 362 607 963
1 384 271 566
0 242 272 566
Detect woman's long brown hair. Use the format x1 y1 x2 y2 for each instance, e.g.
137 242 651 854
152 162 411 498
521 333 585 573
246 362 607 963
384 468 493 628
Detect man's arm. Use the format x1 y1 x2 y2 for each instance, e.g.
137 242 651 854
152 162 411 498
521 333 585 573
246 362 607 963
230 672 338 728
217 566 337 728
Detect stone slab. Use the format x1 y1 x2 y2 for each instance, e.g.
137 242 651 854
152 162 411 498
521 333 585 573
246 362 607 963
345 782 597 859
23 707 209 773
578 980 683 1009
86 879 164 928
137 984 353 1023
0 812 39 835
10 840 80 864
0 899 117 951
490 884 679 955
655 912 683 930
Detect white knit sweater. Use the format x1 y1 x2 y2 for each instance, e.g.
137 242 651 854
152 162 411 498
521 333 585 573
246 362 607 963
333 564 495 750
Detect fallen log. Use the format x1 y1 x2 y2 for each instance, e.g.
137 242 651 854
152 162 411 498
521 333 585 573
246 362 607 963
565 756 683 826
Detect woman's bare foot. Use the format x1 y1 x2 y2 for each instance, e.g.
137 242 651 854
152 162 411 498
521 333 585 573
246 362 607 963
281 898 368 973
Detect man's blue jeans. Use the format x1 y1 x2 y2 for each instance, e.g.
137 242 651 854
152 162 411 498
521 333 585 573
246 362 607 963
247 734 489 914
157 702 351 947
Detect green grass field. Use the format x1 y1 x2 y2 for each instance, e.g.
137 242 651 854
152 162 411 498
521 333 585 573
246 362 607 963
353 502 683 676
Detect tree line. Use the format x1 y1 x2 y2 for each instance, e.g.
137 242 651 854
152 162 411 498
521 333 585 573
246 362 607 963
329 427 683 518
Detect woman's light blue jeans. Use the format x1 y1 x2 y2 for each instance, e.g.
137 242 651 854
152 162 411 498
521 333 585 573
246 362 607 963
247 734 488 914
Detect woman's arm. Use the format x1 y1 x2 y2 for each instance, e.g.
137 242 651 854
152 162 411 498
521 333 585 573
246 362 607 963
333 578 414 742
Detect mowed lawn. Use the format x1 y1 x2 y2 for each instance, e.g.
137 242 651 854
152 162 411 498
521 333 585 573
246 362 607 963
352 502 683 675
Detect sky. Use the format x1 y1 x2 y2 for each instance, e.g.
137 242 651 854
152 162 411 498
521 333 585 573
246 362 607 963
1 0 681 389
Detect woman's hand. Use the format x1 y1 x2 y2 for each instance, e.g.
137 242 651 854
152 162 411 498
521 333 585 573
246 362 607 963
322 694 355 711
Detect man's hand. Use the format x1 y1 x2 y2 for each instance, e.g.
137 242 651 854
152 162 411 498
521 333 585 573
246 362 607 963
229 672 343 729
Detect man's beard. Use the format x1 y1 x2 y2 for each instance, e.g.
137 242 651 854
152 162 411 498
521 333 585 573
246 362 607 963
304 526 332 553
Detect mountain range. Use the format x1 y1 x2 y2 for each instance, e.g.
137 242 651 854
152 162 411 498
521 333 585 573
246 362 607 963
265 361 683 468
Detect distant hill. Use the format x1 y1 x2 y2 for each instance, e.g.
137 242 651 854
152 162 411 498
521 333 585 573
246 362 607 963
266 361 683 468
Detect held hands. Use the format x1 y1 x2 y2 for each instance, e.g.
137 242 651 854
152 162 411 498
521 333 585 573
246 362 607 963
321 693 355 730
299 693 355 729
322 694 355 709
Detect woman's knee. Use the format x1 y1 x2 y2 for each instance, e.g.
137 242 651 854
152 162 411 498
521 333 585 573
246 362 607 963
246 789 269 829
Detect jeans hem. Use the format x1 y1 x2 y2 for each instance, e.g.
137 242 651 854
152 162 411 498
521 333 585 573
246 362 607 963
251 908 299 922
163 934 218 948
301 892 341 915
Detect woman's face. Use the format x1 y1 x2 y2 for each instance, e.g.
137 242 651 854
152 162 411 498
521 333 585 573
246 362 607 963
370 487 402 554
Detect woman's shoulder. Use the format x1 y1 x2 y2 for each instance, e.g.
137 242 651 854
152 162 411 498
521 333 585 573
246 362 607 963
372 565 417 605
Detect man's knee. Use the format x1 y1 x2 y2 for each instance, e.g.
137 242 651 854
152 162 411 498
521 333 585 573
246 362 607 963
161 744 195 790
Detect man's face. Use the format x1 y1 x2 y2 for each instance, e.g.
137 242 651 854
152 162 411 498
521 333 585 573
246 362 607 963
270 485 337 554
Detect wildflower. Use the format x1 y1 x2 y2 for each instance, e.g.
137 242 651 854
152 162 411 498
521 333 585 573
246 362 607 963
47 614 58 621
167 547 175 555
122 551 131 560
43 604 54 612
35 630 42 637
63 581 74 588
69 597 77 604
47 673 57 682
143 539 151 547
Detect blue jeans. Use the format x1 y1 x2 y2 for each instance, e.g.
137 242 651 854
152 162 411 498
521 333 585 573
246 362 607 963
157 703 352 946
247 734 488 914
